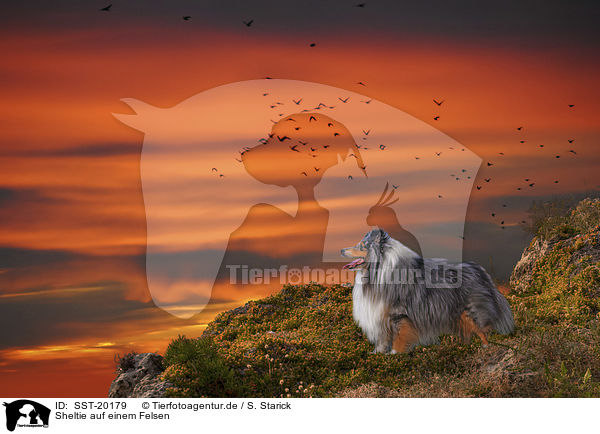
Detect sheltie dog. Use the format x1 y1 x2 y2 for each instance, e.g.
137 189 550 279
341 229 514 353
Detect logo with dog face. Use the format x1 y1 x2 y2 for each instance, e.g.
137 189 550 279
3 400 50 432
114 79 480 318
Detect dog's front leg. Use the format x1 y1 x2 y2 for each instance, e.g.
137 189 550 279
373 317 394 353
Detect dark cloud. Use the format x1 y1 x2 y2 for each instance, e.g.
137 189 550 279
0 0 599 49
0 142 141 158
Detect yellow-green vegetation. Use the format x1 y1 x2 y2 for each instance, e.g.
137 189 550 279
161 199 600 398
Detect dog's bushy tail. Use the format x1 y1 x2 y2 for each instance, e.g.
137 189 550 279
480 266 515 335
465 263 515 335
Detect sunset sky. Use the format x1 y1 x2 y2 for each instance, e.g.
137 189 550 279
1 0 599 397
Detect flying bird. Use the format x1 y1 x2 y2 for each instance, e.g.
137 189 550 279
348 175 353 180
484 178 491 182
517 126 523 131
243 19 254 27
392 184 399 189
362 129 370 135
379 144 386 150
355 3 366 7
292 98 302 105
277 135 291 142
433 99 444 106
433 116 440 121
301 172 307 176
568 139 574 143
569 150 577 155
568 104 574 108
487 162 494 166
357 81 366 86
100 4 112 11
339 97 349 103
476 186 482 190
362 99 372 104
211 168 218 172
182 16 191 20
310 43 316 47
309 116 317 122
290 145 299 152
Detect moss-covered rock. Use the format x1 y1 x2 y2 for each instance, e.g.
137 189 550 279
136 198 600 398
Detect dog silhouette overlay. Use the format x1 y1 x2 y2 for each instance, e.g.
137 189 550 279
366 182 422 256
114 79 481 318
3 400 50 432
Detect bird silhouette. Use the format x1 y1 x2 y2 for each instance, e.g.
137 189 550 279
355 3 366 7
433 99 444 106
301 172 307 176
433 116 440 121
357 81 366 86
476 186 482 190
243 19 254 27
487 162 494 166
277 135 291 142
310 43 316 47
211 168 218 172
569 150 577 155
568 104 574 108
568 139 574 143
292 98 302 105
348 175 353 180
339 97 349 103
100 4 112 11
379 144 386 150
362 99 372 104
290 145 299 152
484 178 491 182
182 16 191 20
517 126 523 130
362 129 370 136
309 116 317 122
392 184 399 189
435 152 442 156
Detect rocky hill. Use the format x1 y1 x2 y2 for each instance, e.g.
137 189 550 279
110 198 600 398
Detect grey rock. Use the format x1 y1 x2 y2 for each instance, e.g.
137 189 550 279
108 353 173 398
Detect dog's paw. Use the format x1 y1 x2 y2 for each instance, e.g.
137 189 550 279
389 349 397 355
